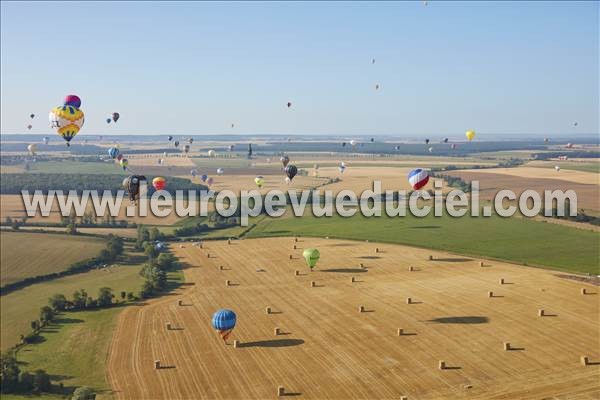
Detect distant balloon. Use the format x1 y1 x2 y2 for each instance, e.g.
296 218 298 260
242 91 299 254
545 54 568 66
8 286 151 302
108 147 119 159
372 58 376 64
30 113 35 119
338 165 346 174
123 175 147 202
574 122 578 127
183 144 190 154
208 149 216 157
231 123 235 128
106 118 111 124
212 309 236 343
63 94 81 109
465 130 475 141
342 142 347 147
200 174 208 183
280 155 290 168
190 169 198 178
425 139 430 145
42 136 49 145
174 140 180 148
116 153 123 161
112 112 120 123
370 138 375 142
350 139 357 147
188 137 194 144
408 168 429 190
303 248 320 269
451 144 457 149
254 176 265 188
544 137 549 143
555 165 560 172
375 84 380 90
314 163 320 170
228 144 235 152
168 135 173 141
120 158 129 171
428 147 433 153
285 165 298 181
287 102 292 108
207 177 214 186
216 168 224 175
27 144 37 155
443 138 449 143
566 143 573 149
152 177 166 191
395 145 400 150
27 124 32 130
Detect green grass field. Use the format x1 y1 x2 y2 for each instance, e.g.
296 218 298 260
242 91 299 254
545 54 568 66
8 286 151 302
1 259 144 351
0 232 107 288
12 267 184 397
247 210 600 275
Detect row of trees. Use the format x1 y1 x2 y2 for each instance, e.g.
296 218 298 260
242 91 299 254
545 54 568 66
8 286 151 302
0 354 52 395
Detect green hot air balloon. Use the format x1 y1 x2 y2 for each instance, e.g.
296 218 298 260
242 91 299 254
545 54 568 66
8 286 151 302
303 248 320 270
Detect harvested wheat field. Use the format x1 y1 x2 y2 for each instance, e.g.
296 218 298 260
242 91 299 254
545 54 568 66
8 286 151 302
107 238 599 400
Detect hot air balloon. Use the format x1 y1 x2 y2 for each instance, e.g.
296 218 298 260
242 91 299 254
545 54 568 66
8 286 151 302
200 174 208 183
443 138 449 143
425 139 430 145
280 155 290 168
370 138 375 142
207 177 214 186
30 113 35 119
152 177 166 190
254 176 264 188
158 158 164 165
168 135 173 141
428 147 433 153
303 248 320 269
63 94 81 109
190 169 197 178
375 84 380 90
372 58 376 64
566 143 573 149
27 124 32 130
574 122 578 127
408 168 429 190
228 144 235 152
49 101 84 147
42 136 49 145
555 165 560 172
544 138 549 143
106 118 112 124
208 150 216 157
342 142 347 147
285 165 298 181
451 144 457 149
108 147 119 159
123 175 147 202
116 153 123 161
183 144 190 154
314 163 320 170
212 309 236 343
395 145 400 150
174 140 180 148
465 130 475 141
266 158 271 163
350 139 357 147
231 123 235 128
338 165 346 174
247 143 253 159
287 102 292 108
27 144 37 155
217 168 224 175
120 158 128 171
112 112 120 123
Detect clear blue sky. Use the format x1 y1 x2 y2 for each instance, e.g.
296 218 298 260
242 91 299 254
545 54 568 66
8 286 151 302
1 1 598 137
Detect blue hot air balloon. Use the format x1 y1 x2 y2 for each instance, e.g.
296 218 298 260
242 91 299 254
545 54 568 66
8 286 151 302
108 147 119 159
200 174 208 183
212 309 236 342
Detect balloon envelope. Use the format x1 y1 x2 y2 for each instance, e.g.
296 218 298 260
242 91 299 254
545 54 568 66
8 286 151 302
254 176 264 188
63 94 81 109
27 144 37 155
303 248 320 269
49 105 84 146
212 309 236 331
285 165 298 180
112 112 120 122
108 147 119 159
466 130 475 141
408 168 430 190
152 177 166 190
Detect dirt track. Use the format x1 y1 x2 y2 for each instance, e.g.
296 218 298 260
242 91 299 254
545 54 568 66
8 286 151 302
107 238 599 399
